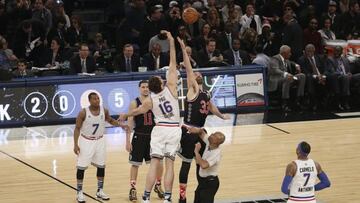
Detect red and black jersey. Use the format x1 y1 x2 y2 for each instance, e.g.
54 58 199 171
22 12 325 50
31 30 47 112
183 90 211 127
133 97 155 134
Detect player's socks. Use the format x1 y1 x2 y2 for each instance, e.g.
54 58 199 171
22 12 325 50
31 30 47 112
77 182 83 192
179 184 187 200
97 180 104 191
143 190 151 200
130 180 136 188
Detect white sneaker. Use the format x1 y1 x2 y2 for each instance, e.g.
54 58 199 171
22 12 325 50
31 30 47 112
142 199 150 203
163 200 172 203
76 191 86 203
96 189 110 200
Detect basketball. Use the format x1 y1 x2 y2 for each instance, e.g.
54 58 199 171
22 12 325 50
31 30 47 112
182 7 199 24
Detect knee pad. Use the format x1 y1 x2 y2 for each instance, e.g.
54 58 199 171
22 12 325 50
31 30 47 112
179 162 191 184
97 167 105 177
76 169 85 180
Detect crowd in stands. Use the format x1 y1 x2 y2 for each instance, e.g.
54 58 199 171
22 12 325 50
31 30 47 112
0 0 360 111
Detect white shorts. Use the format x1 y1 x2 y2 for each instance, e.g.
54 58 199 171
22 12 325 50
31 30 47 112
150 126 181 160
77 135 106 169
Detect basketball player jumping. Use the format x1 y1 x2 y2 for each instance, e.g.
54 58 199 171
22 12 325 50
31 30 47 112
73 92 129 203
126 80 164 201
177 36 230 203
281 141 331 203
119 31 182 203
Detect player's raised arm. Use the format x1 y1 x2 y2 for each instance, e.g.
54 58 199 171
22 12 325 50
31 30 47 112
177 37 199 94
164 31 178 94
119 97 152 121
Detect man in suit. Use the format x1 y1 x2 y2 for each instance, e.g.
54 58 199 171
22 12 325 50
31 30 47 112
223 38 250 66
269 45 306 111
70 43 97 74
325 46 352 110
197 38 216 68
217 22 238 52
298 44 327 110
113 44 140 72
141 43 169 71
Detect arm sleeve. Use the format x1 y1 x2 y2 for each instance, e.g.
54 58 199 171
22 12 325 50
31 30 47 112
281 175 293 195
315 172 331 191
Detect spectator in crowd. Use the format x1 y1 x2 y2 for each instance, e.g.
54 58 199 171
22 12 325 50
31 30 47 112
90 33 109 59
0 36 17 70
220 0 242 23
297 44 327 111
13 19 46 60
178 45 199 69
282 11 304 61
298 4 317 28
0 3 8 37
112 43 140 72
226 7 241 33
325 46 352 110
318 17 336 47
32 0 52 35
5 0 31 45
269 45 306 111
257 21 279 57
338 0 360 39
240 4 262 36
217 21 238 52
141 42 169 70
164 4 182 36
53 0 71 29
40 37 64 67
240 28 258 54
204 49 229 67
197 38 217 67
195 23 216 51
223 38 250 66
175 25 193 51
252 44 271 69
321 1 340 33
206 7 223 32
66 15 88 47
70 43 97 74
149 31 170 53
139 5 168 55
12 58 33 78
303 18 323 54
47 16 67 46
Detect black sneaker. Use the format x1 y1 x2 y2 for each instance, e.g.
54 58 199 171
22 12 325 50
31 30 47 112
154 184 164 199
129 188 137 202
179 198 187 203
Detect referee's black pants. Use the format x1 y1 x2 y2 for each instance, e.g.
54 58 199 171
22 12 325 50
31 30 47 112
194 174 219 203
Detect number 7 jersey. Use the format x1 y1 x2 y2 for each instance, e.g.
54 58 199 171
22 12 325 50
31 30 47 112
289 159 317 201
80 107 106 138
151 86 180 125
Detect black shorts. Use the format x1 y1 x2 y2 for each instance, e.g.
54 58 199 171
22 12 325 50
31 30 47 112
129 132 151 166
177 126 200 163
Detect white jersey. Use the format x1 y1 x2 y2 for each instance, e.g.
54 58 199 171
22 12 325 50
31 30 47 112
288 159 317 202
151 86 180 125
80 107 106 138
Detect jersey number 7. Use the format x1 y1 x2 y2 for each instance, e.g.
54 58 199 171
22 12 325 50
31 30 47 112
303 173 310 186
92 124 99 135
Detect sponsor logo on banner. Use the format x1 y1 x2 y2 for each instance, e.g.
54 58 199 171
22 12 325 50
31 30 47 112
235 74 264 107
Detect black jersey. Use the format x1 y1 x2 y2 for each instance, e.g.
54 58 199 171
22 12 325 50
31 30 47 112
183 90 211 127
133 97 155 134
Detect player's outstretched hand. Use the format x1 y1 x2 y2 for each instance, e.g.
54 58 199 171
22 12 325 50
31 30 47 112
73 145 80 155
118 113 128 122
120 124 130 133
194 142 201 153
177 37 186 50
162 30 173 41
185 126 202 134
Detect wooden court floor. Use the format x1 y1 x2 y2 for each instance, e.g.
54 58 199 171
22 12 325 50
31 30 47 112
0 116 359 203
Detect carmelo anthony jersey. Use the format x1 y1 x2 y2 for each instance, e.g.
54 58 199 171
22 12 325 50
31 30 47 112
80 107 106 138
183 90 211 127
133 97 155 134
288 159 317 202
151 86 180 124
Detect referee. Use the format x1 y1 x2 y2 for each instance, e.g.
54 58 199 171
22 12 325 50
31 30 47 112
186 126 225 203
